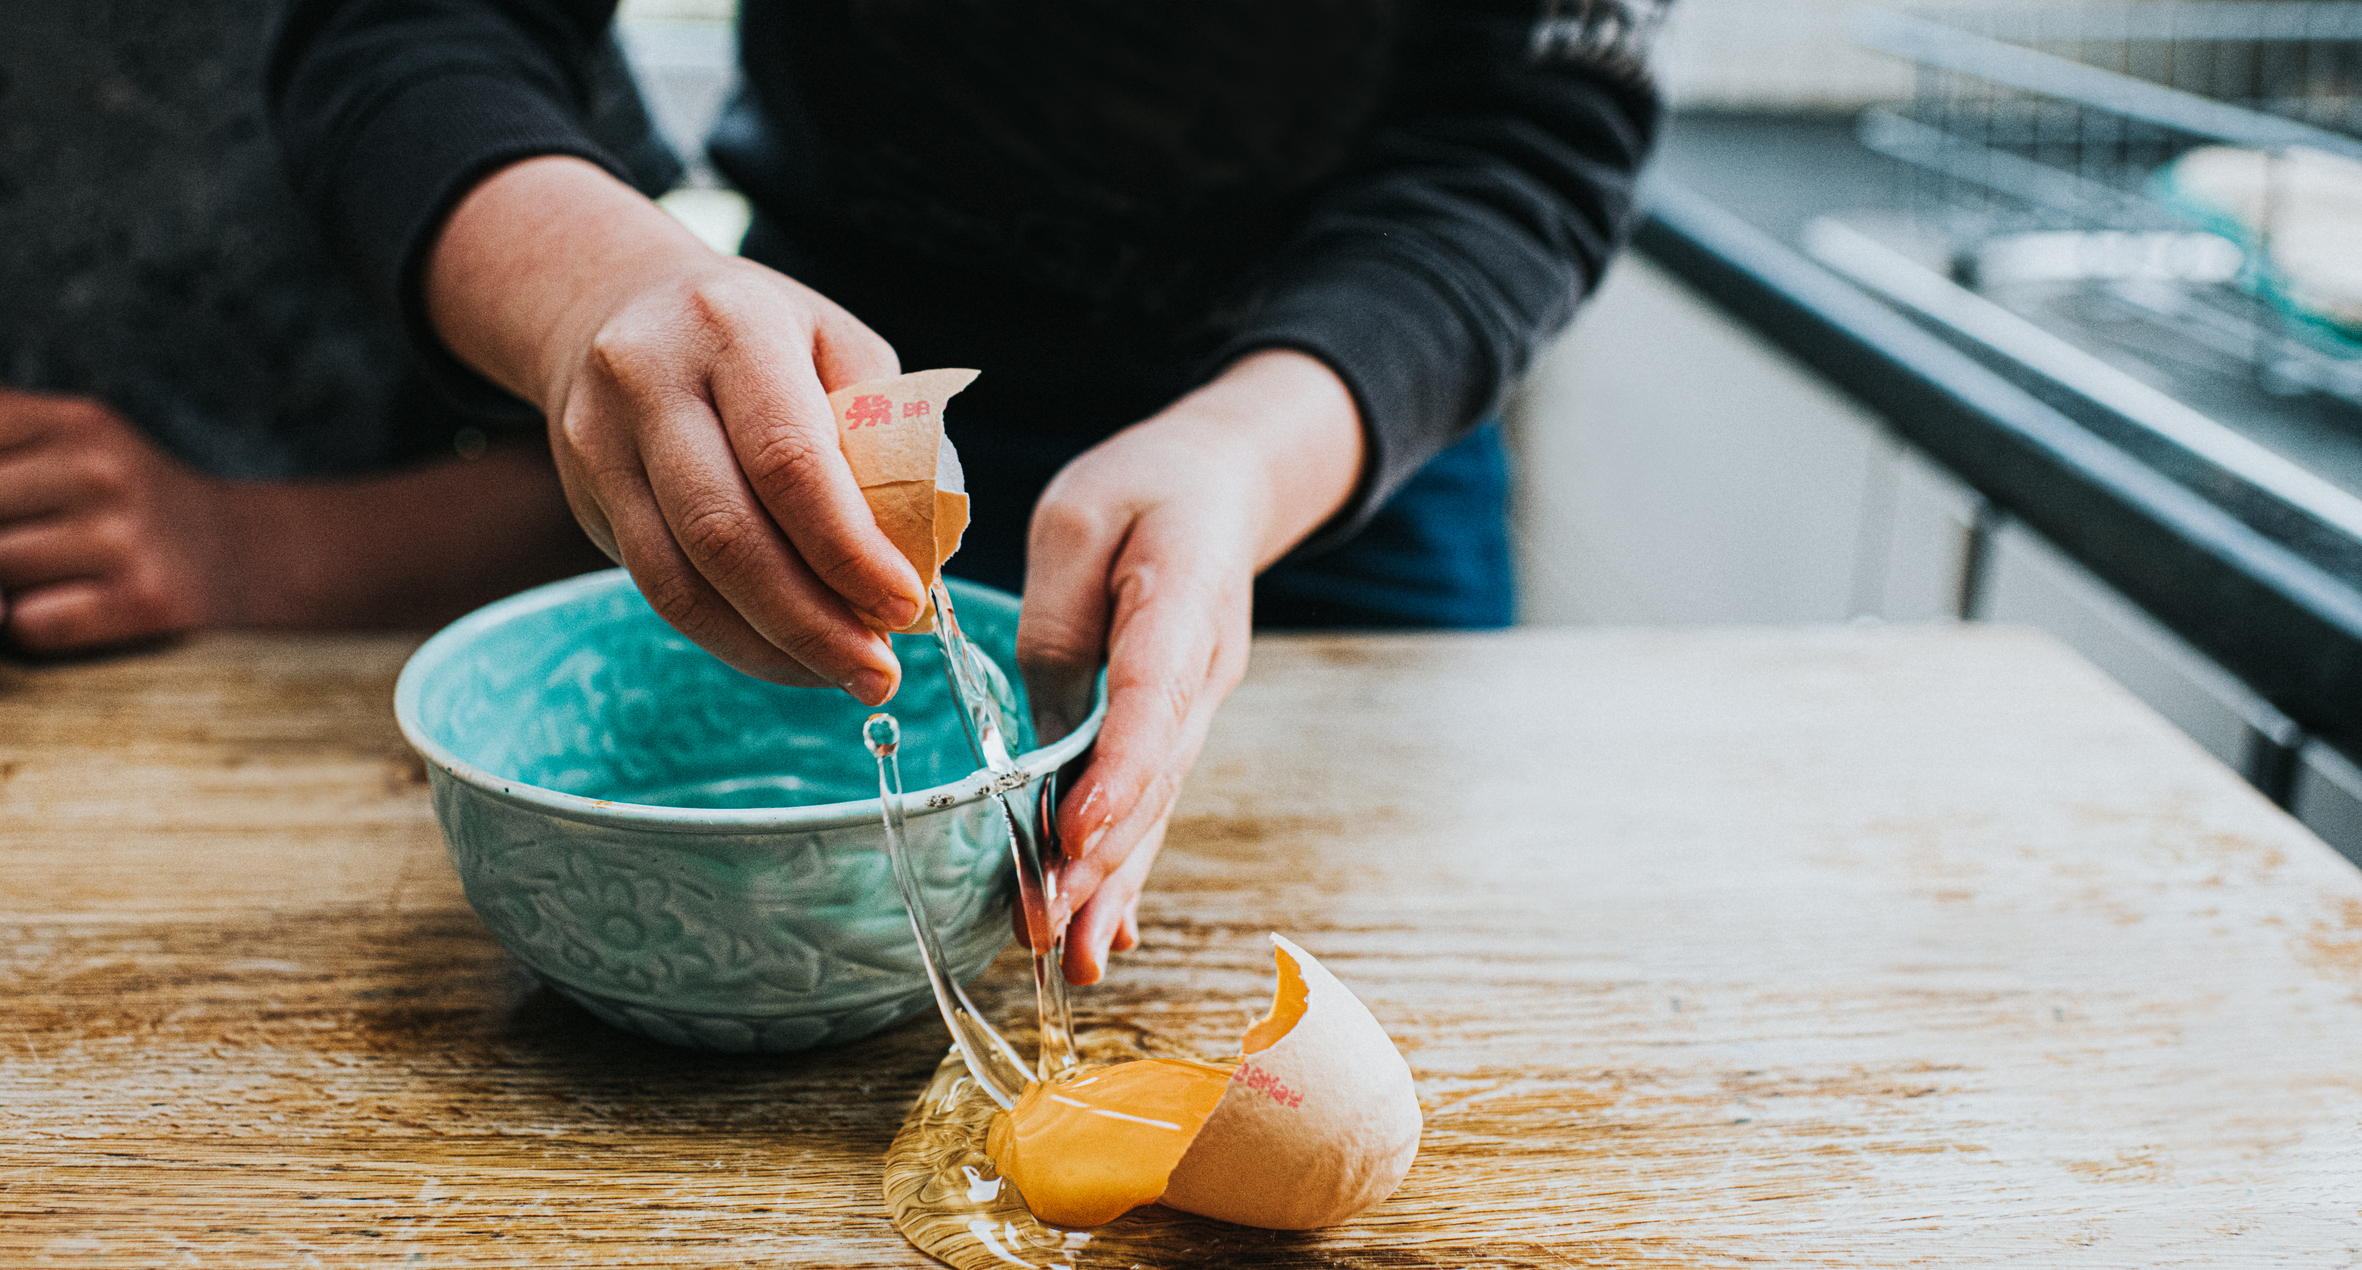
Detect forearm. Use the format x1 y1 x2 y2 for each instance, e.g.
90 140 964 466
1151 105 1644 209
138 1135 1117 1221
1127 349 1366 571
226 438 607 630
426 155 714 411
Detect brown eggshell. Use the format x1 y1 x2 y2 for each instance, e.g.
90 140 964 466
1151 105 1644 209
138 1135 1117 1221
933 488 969 584
828 368 979 633
1158 934 1422 1229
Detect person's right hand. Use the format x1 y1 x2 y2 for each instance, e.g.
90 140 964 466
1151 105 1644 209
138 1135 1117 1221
427 156 926 703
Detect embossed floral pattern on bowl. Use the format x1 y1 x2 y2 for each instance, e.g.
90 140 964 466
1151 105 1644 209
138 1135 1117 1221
394 570 1103 1053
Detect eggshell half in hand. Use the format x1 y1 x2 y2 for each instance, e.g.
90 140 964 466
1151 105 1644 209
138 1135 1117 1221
828 367 977 632
1158 934 1423 1229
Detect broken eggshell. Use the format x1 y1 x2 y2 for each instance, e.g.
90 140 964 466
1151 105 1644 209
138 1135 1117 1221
1159 934 1423 1229
986 933 1423 1232
829 367 977 632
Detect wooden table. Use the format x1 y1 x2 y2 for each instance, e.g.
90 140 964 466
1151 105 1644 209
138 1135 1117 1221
6 626 2360 1266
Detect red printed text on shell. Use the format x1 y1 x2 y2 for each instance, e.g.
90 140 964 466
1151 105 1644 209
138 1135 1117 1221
1231 1059 1303 1109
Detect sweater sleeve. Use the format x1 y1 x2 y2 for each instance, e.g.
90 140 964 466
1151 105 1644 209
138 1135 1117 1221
1213 0 1663 552
269 0 651 421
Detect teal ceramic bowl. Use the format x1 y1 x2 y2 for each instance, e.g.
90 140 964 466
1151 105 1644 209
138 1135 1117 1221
393 569 1102 1053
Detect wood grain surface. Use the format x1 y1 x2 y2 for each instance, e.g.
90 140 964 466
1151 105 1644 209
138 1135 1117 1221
4 626 2361 1266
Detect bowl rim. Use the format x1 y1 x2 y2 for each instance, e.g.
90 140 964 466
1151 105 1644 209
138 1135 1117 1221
392 569 1106 832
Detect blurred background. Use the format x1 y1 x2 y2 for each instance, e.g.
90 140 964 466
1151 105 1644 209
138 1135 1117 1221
617 0 2362 865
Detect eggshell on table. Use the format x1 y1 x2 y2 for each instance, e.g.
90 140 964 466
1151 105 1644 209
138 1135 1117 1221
1157 934 1423 1229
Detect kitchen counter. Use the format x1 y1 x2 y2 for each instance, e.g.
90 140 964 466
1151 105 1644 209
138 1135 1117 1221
7 626 2361 1263
1636 112 2362 759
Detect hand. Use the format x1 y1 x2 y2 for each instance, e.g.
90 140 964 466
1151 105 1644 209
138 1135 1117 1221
426 157 923 703
1019 349 1365 984
0 384 627 651
0 388 233 651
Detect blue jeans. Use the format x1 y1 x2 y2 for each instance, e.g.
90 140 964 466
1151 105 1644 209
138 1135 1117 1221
945 421 1514 631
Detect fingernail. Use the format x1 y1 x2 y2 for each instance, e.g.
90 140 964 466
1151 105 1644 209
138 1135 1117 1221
1065 786 1108 860
848 668 893 705
1092 926 1116 973
876 591 922 630
1069 938 1105 987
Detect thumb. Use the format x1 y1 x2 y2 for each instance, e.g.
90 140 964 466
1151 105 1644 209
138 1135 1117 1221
1018 496 1123 744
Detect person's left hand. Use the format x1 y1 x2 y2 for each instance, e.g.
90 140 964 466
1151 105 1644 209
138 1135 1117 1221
0 387 232 651
1017 349 1365 984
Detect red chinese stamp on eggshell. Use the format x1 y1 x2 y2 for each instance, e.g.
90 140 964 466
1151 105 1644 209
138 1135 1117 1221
846 393 892 429
1231 1059 1304 1109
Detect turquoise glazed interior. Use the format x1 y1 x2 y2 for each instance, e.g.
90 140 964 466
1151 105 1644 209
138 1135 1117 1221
393 569 1103 1053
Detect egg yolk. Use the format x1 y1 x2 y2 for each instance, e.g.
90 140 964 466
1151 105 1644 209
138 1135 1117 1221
985 1058 1235 1227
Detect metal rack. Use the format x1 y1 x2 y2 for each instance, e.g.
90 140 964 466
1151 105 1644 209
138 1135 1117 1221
1852 3 2362 410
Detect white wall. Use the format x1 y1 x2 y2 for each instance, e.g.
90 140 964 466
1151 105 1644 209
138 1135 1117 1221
1654 0 1916 111
1507 256 1971 629
1981 522 2278 772
1505 255 2362 869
